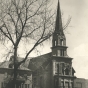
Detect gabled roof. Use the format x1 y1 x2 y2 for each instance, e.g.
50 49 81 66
29 52 52 71
0 57 31 70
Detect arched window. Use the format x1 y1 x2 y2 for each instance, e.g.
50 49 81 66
65 68 69 75
60 49 64 56
55 40 56 46
60 39 64 46
57 50 60 56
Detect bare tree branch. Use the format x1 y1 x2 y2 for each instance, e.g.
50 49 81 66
63 16 71 30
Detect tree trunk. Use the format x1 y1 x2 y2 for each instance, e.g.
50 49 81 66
13 46 18 88
13 67 18 88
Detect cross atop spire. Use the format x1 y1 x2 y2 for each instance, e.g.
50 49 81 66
55 0 63 35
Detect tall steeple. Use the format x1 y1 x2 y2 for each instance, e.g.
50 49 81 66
55 0 63 35
52 0 67 57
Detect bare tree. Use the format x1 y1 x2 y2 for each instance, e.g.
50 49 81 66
0 0 55 88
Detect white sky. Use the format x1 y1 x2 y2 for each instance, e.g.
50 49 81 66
0 0 88 79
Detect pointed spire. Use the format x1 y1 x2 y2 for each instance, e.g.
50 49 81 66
55 0 63 35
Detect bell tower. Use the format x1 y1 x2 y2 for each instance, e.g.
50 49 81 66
52 0 67 57
51 1 76 88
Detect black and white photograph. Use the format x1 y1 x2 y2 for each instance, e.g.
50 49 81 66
0 0 87 88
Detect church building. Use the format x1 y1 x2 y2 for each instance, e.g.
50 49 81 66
29 0 76 88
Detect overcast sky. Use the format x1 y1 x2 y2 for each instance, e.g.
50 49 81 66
0 0 88 79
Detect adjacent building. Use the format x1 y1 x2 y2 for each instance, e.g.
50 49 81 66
0 56 32 88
